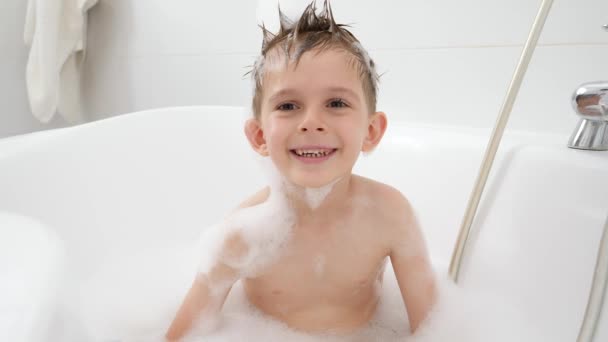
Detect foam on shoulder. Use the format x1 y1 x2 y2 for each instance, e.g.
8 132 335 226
197 164 296 284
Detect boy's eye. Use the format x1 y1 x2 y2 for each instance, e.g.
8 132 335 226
328 99 347 108
277 103 298 111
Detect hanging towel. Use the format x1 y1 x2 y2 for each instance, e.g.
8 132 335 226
24 0 98 124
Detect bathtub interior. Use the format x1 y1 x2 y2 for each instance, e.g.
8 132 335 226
358 125 608 341
0 212 66 342
0 106 607 341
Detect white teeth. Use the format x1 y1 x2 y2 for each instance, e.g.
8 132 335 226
294 149 333 157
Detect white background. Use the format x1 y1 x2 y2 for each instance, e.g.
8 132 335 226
1 0 607 138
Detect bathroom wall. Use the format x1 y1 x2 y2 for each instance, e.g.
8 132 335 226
2 0 607 138
0 0 67 139
81 0 261 121
81 0 607 136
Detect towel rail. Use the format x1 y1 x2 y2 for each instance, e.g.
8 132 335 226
448 0 554 282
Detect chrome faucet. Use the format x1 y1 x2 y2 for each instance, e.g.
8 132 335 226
568 25 608 151
568 82 608 151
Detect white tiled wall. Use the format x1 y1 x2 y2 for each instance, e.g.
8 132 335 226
2 0 607 138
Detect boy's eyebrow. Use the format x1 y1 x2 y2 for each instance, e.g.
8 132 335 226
268 88 298 103
326 87 361 101
267 87 360 103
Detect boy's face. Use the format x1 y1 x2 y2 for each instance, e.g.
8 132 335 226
245 48 387 188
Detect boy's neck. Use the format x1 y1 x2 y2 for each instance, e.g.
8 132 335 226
284 174 354 221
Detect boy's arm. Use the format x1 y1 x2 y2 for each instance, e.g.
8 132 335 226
388 193 437 333
165 234 245 341
166 188 269 341
165 272 231 341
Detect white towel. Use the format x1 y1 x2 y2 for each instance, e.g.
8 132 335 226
24 0 98 124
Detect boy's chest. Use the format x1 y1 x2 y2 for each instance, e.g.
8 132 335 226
245 217 390 302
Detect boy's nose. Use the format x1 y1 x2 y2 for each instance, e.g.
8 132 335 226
298 111 326 132
299 126 325 132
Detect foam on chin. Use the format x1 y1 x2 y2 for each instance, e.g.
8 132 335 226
303 177 340 210
259 155 340 210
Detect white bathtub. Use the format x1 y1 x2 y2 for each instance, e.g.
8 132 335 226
0 106 607 341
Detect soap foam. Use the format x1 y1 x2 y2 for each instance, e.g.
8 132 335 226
303 177 340 209
313 254 326 277
196 188 296 297
57 160 542 341
197 158 341 285
71 255 542 342
196 158 300 288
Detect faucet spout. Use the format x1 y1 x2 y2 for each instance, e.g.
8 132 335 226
568 81 608 151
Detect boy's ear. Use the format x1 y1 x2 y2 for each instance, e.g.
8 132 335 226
362 111 388 152
244 118 269 156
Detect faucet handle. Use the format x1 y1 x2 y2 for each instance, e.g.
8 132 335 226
572 82 608 121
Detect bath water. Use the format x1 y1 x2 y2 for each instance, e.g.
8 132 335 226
37 164 542 341
61 244 541 341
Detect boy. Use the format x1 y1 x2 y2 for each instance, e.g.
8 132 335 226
166 1 436 340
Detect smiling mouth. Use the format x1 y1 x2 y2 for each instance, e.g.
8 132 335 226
290 148 337 158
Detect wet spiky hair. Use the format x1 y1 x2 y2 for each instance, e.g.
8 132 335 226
249 0 379 118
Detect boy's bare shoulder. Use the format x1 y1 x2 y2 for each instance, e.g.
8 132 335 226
214 187 270 262
351 175 417 231
237 187 271 209
352 175 414 212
